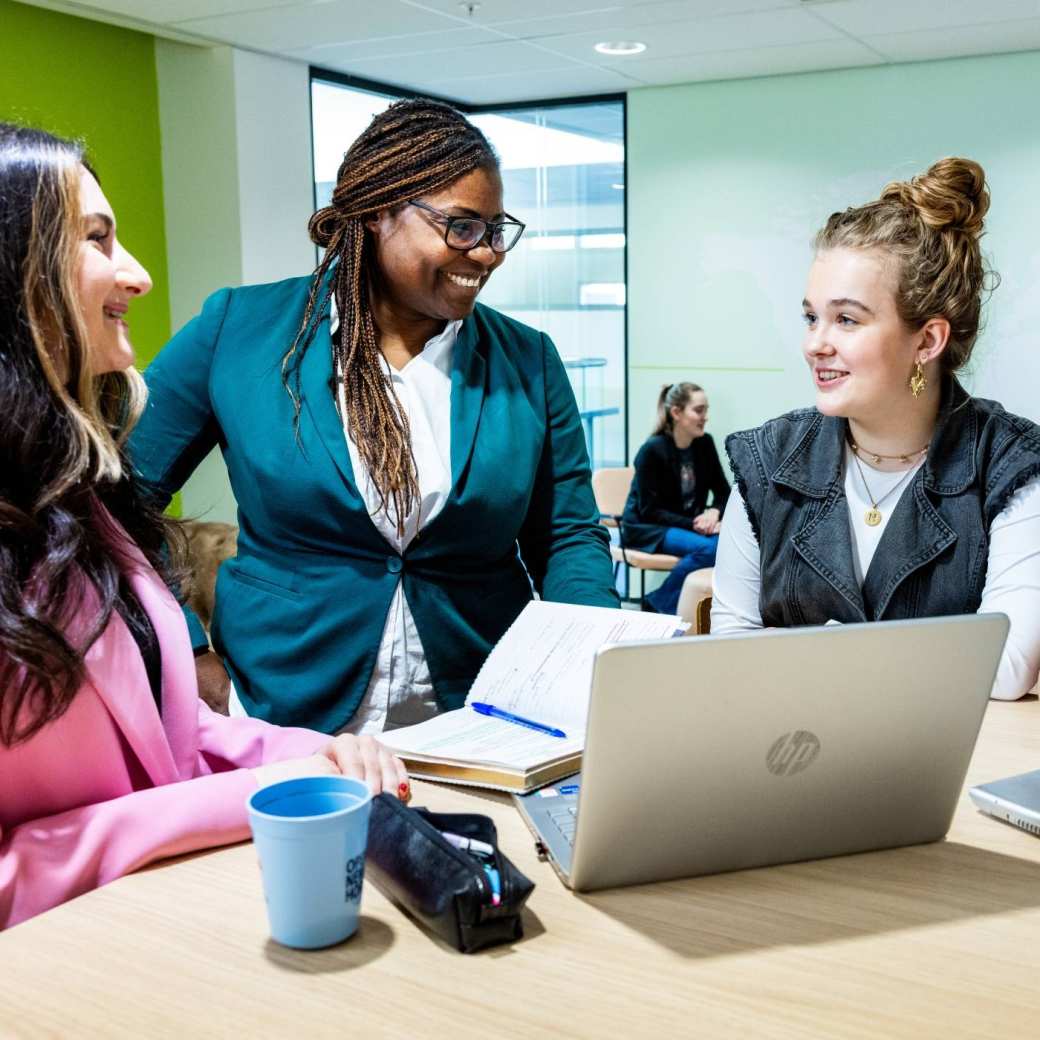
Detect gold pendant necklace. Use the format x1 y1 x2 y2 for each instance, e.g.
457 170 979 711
849 451 920 527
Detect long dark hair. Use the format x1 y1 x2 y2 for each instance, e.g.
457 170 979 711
0 123 183 747
282 98 498 532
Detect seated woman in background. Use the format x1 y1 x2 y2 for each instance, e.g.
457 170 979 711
0 124 407 929
622 382 730 614
713 157 1040 699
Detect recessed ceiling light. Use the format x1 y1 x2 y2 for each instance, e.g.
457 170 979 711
594 41 646 56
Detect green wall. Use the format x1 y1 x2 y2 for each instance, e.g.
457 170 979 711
627 50 1040 467
0 0 170 367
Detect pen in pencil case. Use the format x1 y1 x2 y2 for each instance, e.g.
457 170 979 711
441 831 496 858
470 702 567 739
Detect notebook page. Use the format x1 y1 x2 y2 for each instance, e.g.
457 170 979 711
467 601 683 734
379 709 583 769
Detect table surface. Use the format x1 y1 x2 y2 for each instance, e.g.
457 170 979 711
2 700 1039 1040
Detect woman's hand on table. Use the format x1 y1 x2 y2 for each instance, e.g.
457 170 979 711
253 734 410 800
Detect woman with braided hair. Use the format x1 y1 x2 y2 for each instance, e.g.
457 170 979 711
712 157 1040 699
131 98 618 734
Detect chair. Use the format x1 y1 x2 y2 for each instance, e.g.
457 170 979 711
676 567 714 635
182 520 239 633
591 467 679 602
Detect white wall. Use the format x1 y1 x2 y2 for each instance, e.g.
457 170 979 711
155 42 314 523
626 50 1040 467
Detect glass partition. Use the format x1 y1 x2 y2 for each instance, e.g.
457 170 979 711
311 78 626 467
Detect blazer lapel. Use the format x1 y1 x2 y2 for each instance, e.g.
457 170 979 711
299 297 361 497
791 488 868 621
124 549 203 780
449 314 486 492
81 594 180 788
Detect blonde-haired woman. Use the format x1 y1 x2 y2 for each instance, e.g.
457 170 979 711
712 157 1040 699
0 124 406 929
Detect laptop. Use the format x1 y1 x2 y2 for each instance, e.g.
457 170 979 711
514 613 1009 892
969 771 1040 837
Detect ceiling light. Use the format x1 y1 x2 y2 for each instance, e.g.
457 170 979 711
594 41 646 56
611 183 625 191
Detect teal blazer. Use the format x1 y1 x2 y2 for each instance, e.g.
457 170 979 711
130 275 617 732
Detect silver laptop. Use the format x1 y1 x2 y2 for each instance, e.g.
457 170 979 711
515 614 1009 892
969 771 1040 837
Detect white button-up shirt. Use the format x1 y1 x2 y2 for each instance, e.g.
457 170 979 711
333 302 460 734
228 304 460 732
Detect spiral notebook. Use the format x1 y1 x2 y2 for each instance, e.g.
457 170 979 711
375 601 684 792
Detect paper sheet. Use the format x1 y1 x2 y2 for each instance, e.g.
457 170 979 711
468 601 683 732
379 709 583 769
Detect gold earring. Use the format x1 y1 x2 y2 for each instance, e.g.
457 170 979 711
909 361 927 399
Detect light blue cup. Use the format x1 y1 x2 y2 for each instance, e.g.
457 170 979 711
247 775 373 949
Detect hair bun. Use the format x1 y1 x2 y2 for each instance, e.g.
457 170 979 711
881 157 989 236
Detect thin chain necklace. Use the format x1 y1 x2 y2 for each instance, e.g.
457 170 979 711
849 438 929 465
848 449 920 527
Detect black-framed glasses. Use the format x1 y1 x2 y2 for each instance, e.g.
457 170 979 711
408 200 525 254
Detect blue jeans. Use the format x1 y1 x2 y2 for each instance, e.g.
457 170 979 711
645 527 718 614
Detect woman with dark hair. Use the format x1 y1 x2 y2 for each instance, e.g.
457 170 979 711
713 157 1040 699
621 382 730 614
0 124 407 928
130 98 617 734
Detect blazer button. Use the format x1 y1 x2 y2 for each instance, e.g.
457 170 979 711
386 556 403 574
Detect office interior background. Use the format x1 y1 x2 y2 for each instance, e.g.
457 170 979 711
3 0 1039 524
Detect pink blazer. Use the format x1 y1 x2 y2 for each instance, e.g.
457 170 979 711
0 531 328 929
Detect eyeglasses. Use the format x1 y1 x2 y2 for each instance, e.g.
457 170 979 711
408 200 525 254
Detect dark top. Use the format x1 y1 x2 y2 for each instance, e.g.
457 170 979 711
725 376 1040 627
621 432 731 552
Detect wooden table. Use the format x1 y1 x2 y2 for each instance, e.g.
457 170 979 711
2 701 1039 1039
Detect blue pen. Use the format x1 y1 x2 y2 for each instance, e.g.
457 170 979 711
471 702 567 739
482 865 502 906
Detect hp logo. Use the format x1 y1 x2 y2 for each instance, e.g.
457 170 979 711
766 730 821 776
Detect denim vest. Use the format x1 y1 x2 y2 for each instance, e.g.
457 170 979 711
725 378 1040 627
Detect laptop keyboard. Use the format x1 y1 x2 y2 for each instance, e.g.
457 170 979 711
548 803 578 847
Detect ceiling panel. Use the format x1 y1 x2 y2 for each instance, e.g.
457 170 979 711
810 0 1040 37
531 7 846 65
408 0 796 29
289 26 505 65
340 38 582 82
174 0 458 51
489 0 800 41
615 36 883 85
424 64 641 103
864 17 1040 63
49 0 303 23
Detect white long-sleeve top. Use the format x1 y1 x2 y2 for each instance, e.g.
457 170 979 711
335 313 460 735
711 444 1040 699
229 307 459 733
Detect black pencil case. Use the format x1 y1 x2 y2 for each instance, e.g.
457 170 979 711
365 793 535 953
